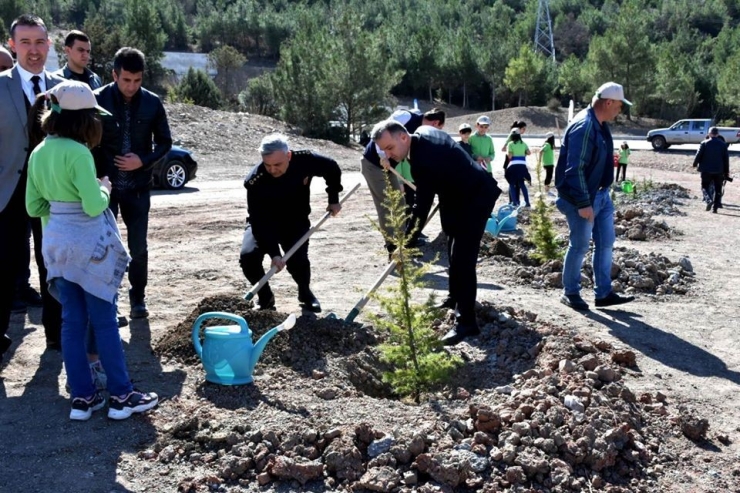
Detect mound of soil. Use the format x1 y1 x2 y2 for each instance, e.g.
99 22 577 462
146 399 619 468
147 298 697 493
612 183 691 241
481 237 695 296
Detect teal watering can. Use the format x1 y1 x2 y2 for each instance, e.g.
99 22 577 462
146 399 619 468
485 204 521 237
192 312 296 385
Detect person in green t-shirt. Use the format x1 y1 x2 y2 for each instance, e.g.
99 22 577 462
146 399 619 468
468 115 495 172
615 141 631 182
25 80 159 421
505 129 532 207
502 121 527 171
541 132 556 194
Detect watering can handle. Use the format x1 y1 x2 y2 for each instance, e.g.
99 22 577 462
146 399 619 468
244 182 361 302
345 202 440 323
191 312 248 358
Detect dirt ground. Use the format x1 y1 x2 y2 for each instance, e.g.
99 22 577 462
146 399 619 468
1 109 740 492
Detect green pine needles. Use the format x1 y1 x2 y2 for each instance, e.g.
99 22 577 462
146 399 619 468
368 177 461 403
529 151 561 262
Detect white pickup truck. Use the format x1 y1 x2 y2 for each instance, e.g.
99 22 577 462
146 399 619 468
646 119 740 150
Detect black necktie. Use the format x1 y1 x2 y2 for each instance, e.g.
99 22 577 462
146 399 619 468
31 75 41 96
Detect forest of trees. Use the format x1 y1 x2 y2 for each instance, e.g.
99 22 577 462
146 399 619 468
3 0 740 141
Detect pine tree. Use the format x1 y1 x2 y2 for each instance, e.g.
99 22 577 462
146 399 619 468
367 178 461 403
171 68 222 109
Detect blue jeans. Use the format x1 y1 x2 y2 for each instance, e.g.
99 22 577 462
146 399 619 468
57 278 133 398
556 189 615 299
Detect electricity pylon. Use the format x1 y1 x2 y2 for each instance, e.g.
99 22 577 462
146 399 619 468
534 0 555 61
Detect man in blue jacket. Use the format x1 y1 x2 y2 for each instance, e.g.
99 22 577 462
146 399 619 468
372 121 501 345
554 82 635 311
693 127 730 213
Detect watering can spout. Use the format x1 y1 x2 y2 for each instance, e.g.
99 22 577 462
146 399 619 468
249 314 297 374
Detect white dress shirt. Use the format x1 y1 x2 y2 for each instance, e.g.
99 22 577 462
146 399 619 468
15 64 47 103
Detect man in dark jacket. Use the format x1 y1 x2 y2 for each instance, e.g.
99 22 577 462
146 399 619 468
693 127 730 213
240 134 343 313
93 47 172 319
372 121 501 346
54 30 102 89
554 81 635 312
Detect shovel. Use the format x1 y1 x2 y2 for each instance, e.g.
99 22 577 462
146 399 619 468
243 181 361 303
343 202 440 323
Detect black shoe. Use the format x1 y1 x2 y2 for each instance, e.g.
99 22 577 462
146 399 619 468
717 203 724 209
298 287 322 313
712 208 718 214
70 392 105 421
108 389 159 420
434 296 456 310
257 293 276 311
46 339 62 351
130 301 149 319
10 298 27 314
441 323 481 346
0 335 11 356
560 294 589 311
595 291 635 307
20 286 43 307
118 316 129 328
706 202 712 211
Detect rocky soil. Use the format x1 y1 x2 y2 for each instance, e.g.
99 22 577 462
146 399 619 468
150 294 735 493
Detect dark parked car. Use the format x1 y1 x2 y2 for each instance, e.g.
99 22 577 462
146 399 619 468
152 145 198 190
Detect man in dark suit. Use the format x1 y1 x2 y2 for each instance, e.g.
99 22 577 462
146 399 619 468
0 14 65 361
372 120 502 346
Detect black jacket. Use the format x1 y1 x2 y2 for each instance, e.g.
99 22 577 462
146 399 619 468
693 137 730 175
92 83 172 191
244 150 343 258
53 64 103 90
406 127 501 235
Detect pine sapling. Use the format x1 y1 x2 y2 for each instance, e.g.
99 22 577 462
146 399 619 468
368 177 461 403
528 192 561 262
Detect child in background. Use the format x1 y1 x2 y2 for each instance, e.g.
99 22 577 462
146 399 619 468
541 132 556 194
505 128 532 207
458 123 474 157
616 141 631 182
25 81 158 421
502 121 528 170
469 115 495 172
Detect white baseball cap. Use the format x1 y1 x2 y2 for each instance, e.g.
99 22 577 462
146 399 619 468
592 82 632 106
48 80 111 115
545 132 555 138
459 123 472 132
477 115 491 125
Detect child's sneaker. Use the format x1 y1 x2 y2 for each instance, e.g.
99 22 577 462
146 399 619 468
70 392 105 421
108 390 159 420
90 361 107 391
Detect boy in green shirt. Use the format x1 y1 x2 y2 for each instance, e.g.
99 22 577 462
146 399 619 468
468 115 495 172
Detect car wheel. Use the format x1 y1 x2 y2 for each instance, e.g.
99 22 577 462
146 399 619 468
651 136 668 150
162 160 188 189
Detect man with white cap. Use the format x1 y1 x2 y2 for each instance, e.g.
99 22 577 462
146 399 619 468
360 109 444 254
554 82 635 311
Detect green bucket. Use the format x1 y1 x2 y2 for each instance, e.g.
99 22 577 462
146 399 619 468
621 180 634 193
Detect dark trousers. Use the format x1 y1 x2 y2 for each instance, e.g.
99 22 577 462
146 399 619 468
403 184 416 218
701 172 725 210
239 221 311 296
616 163 627 182
109 190 150 301
447 207 493 327
0 180 62 350
15 220 32 290
544 166 554 186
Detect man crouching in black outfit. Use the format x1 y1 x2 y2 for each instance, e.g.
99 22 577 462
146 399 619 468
240 134 343 313
371 120 502 346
